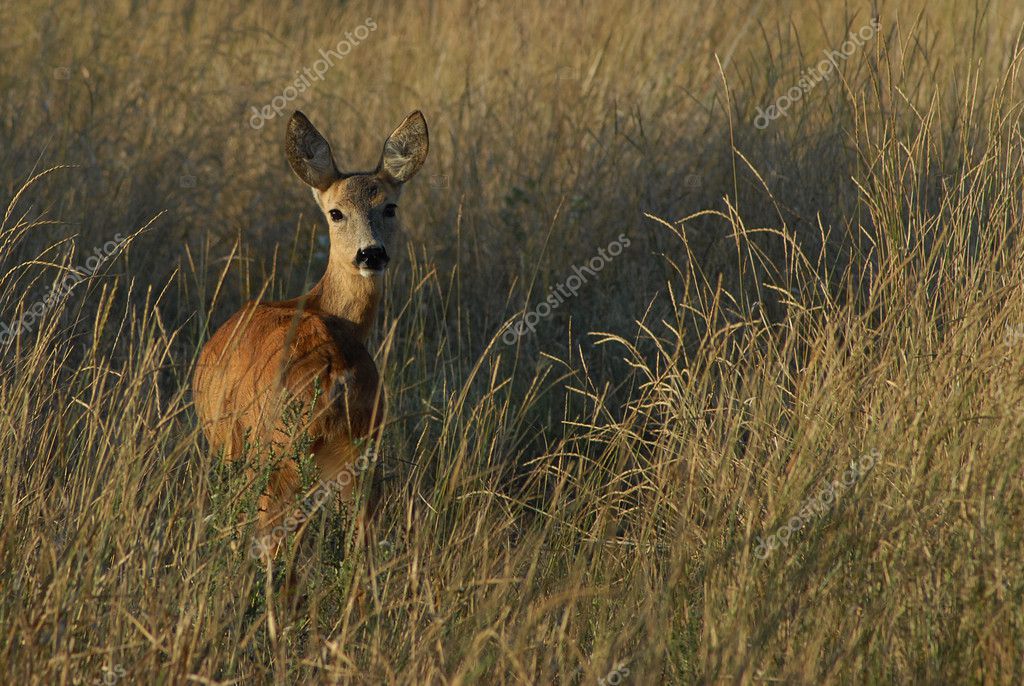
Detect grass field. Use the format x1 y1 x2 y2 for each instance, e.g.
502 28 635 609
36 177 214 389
2 0 1024 683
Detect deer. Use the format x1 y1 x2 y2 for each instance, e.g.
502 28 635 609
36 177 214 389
193 110 428 559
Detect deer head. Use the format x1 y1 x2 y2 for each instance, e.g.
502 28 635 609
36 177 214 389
286 110 429 277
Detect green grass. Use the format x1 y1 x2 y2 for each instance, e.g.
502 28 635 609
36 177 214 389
2 0 1024 682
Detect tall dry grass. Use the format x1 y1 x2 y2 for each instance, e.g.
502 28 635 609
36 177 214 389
2 0 1024 682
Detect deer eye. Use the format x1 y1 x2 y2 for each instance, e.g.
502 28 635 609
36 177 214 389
329 209 344 222
383 204 397 218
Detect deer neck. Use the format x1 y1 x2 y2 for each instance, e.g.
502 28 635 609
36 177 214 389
308 261 382 344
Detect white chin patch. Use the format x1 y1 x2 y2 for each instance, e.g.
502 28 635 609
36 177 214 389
359 268 382 278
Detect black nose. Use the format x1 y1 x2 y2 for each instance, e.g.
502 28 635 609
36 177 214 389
354 246 389 271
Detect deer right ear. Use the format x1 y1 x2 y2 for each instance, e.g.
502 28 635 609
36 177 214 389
285 112 341 191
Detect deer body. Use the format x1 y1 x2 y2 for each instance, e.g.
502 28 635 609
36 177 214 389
193 111 428 550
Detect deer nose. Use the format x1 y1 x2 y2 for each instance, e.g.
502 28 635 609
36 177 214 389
354 246 389 271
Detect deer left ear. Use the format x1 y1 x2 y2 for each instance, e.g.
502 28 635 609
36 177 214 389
378 111 428 184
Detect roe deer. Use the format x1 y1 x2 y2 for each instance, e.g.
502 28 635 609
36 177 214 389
193 110 428 556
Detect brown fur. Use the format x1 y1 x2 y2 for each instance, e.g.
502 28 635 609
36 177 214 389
192 111 427 552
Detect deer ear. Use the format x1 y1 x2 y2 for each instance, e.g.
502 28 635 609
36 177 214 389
286 111 341 191
378 111 428 184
